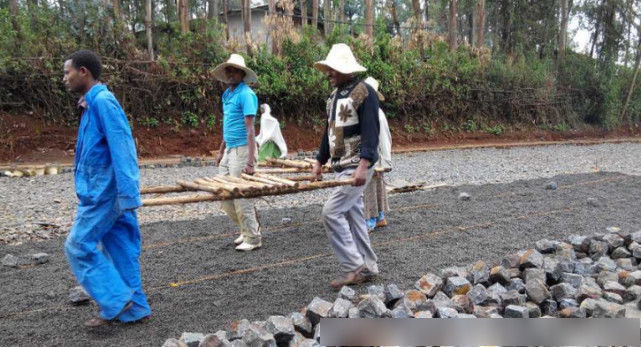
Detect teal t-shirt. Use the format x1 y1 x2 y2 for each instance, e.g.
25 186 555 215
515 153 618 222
222 82 258 148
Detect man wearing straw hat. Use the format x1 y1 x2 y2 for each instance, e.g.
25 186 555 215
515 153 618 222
212 53 262 251
312 43 381 288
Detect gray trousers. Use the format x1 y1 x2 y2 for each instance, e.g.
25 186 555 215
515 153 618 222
322 168 379 274
219 145 261 244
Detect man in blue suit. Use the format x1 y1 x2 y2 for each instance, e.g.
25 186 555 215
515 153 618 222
62 50 151 327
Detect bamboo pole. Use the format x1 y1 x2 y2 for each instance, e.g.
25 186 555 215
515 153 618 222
142 179 355 206
225 176 270 190
266 158 312 169
209 176 257 191
254 173 299 187
140 185 185 194
194 178 238 193
281 175 319 181
241 173 284 187
203 177 243 193
177 180 223 194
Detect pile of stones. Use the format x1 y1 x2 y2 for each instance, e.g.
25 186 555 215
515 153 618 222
160 226 641 347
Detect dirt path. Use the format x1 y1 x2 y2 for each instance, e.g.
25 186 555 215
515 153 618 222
1 172 639 346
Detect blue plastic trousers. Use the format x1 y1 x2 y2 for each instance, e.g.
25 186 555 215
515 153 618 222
64 203 150 322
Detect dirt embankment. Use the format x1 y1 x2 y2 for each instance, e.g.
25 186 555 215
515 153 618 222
2 112 640 165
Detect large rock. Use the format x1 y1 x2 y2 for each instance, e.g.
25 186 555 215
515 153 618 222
559 307 586 318
525 279 551 304
550 283 577 301
603 281 626 297
523 268 546 284
436 307 458 318
199 333 228 347
30 252 49 264
265 316 295 346
415 273 443 298
526 302 542 318
603 233 624 251
414 310 433 318
242 324 276 347
616 258 636 271
289 313 312 338
466 284 488 306
620 270 641 287
535 239 559 253
568 235 590 253
486 283 507 306
401 290 428 311
502 253 521 269
390 303 413 318
592 257 617 273
489 266 511 285
442 266 471 282
358 296 390 318
473 306 499 318
384 284 404 306
329 298 353 318
559 298 579 309
444 276 472 297
603 292 623 304
577 283 603 302
506 278 526 294
450 295 474 314
504 305 529 318
611 247 631 259
519 249 544 269
560 273 584 289
589 240 609 260
180 332 205 347
68 286 90 305
591 300 626 318
623 285 641 302
500 290 525 309
305 297 332 326
367 285 386 302
469 261 490 285
542 257 562 283
337 286 356 302
541 299 558 316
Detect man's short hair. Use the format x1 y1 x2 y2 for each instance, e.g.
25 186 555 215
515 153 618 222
66 50 102 80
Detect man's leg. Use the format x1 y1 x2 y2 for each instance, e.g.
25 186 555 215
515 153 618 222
64 202 133 320
322 169 372 273
219 149 243 232
345 170 378 274
101 210 151 322
229 146 260 245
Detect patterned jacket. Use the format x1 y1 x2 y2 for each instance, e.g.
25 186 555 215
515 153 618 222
316 80 380 172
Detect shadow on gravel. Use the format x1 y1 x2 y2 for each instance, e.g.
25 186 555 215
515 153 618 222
1 172 639 346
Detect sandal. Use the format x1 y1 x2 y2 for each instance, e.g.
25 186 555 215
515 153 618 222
85 301 133 328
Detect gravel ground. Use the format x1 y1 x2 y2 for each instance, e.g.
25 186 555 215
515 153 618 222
1 171 640 346
2 142 641 245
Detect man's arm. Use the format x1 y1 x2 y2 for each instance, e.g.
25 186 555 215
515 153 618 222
215 140 226 166
352 85 380 186
95 96 142 211
243 116 256 174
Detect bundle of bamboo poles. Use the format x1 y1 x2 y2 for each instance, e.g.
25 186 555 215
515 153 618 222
141 173 354 206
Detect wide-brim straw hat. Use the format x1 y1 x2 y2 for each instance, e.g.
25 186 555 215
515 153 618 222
364 76 385 102
314 43 367 75
213 53 258 84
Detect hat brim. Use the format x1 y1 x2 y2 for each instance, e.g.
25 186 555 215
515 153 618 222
213 62 258 84
314 61 367 75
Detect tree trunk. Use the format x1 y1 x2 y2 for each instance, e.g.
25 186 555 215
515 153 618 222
621 36 641 125
300 0 307 29
9 0 20 37
448 0 458 51
558 0 568 64
323 0 331 35
388 0 400 35
269 0 276 51
243 0 252 54
312 0 318 31
473 0 485 47
424 0 429 24
589 0 604 59
223 0 230 40
179 0 189 33
208 0 218 19
112 0 120 19
338 0 345 24
365 0 374 38
500 0 512 55
145 0 154 60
